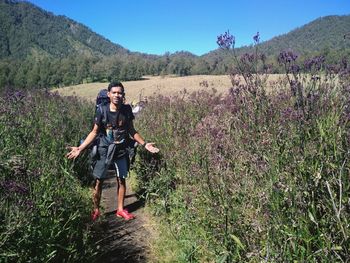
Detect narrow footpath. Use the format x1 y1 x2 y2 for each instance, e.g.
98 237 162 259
93 171 153 263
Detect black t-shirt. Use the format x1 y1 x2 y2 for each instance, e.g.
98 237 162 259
94 104 136 146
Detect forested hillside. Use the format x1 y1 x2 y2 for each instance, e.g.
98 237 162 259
0 0 349 90
0 0 128 58
238 15 350 63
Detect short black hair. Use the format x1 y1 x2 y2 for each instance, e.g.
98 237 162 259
108 81 125 92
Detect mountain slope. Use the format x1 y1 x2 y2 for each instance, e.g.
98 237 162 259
204 15 350 62
1 0 349 63
0 0 129 59
256 15 350 56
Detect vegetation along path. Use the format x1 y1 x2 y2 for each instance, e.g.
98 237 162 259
93 171 152 262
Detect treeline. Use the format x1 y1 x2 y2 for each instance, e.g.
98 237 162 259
0 52 201 89
2 48 350 90
0 55 146 89
0 51 227 89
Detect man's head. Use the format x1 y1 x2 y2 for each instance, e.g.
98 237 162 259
108 81 125 106
108 81 125 93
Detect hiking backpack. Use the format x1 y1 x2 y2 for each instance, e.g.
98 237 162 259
96 89 110 106
79 88 109 160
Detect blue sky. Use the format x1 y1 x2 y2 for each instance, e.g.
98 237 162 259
26 0 350 56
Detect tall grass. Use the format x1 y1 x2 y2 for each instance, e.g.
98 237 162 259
134 39 350 261
0 90 96 262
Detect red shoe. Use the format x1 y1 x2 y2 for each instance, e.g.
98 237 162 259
91 209 100 221
116 209 135 220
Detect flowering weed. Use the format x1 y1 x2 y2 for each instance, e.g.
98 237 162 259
0 89 95 262
134 33 350 262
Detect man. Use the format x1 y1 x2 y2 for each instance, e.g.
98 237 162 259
67 81 159 220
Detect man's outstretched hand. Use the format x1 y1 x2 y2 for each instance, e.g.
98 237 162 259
145 142 159 153
66 146 82 160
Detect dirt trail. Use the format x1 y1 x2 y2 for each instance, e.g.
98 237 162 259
93 171 152 262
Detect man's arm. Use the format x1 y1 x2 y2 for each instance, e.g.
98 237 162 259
66 124 100 159
133 132 159 154
129 121 159 154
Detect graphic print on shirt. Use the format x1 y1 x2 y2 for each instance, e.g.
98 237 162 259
106 111 127 143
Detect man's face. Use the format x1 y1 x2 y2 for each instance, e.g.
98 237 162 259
108 86 124 105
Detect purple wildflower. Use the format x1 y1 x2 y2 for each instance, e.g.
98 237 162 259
253 32 260 44
341 57 348 69
291 64 300 74
1 180 29 195
325 64 339 74
281 107 303 122
339 67 350 78
278 50 298 64
304 56 325 71
217 31 235 49
240 53 255 63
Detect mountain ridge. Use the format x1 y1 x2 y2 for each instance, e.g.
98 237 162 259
204 15 350 60
0 0 349 89
1 1 349 59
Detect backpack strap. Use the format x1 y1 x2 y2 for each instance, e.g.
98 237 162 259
121 104 134 121
97 103 133 128
98 103 109 126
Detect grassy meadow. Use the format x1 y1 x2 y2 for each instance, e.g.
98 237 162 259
53 74 285 103
53 75 233 103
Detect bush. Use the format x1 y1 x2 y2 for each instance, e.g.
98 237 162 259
0 89 96 262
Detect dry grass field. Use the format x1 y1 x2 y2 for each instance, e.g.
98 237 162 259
53 75 232 103
53 74 282 103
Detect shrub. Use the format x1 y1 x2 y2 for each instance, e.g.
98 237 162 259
0 90 96 262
